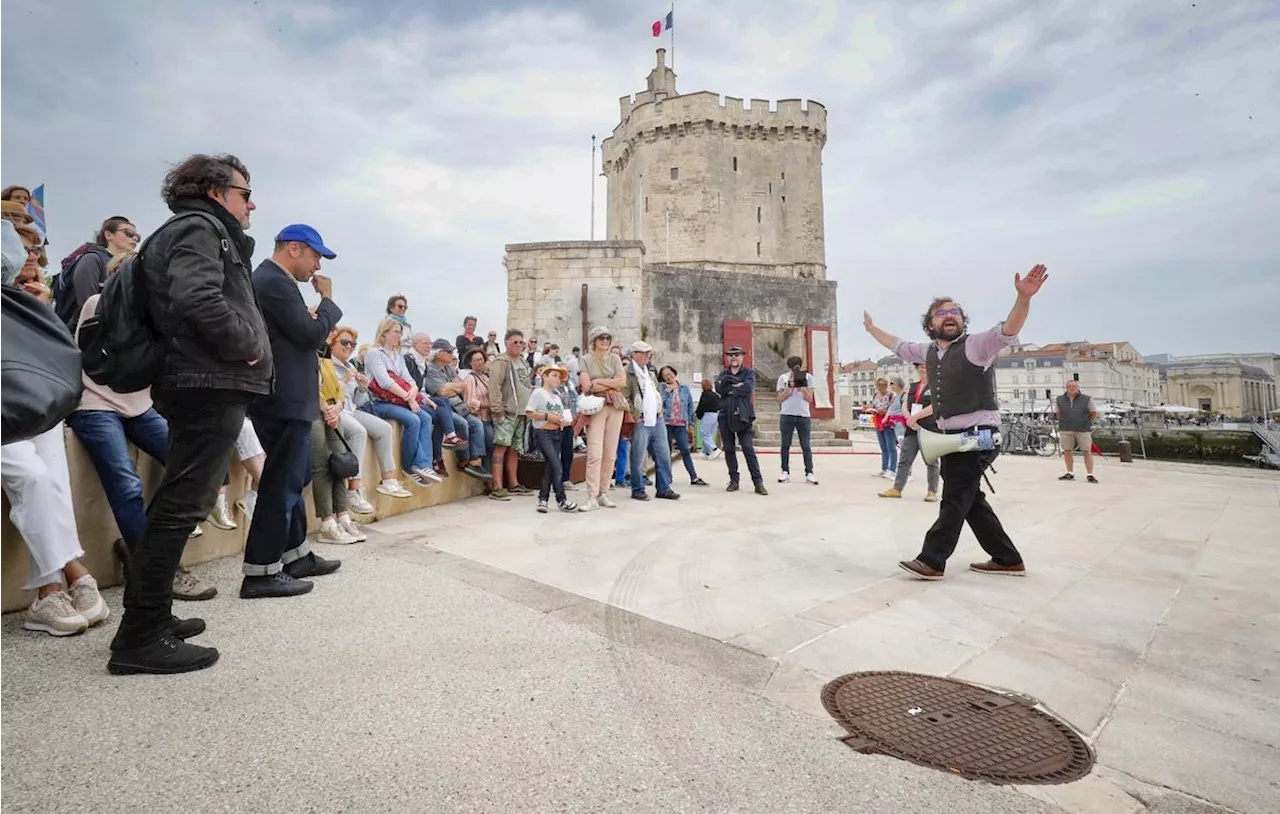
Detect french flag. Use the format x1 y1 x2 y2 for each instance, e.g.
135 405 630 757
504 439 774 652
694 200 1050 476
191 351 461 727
652 10 672 37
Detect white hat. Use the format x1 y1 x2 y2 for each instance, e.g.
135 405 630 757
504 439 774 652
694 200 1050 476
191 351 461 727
631 340 653 353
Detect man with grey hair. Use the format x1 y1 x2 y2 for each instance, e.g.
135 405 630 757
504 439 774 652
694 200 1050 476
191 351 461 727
625 341 678 501
1055 380 1098 483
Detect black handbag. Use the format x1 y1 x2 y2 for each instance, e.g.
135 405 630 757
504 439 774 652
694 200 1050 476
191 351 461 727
2 286 85 444
327 427 361 479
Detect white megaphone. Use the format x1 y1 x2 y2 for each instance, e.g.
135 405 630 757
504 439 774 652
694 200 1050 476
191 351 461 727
918 428 980 465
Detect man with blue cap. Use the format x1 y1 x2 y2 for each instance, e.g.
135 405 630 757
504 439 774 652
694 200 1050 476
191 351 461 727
241 224 344 599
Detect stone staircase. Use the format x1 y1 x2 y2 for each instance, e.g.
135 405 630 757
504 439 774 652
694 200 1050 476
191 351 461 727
1251 423 1280 467
749 393 853 448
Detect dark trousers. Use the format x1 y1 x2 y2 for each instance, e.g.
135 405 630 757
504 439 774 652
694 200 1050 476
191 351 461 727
779 415 814 475
720 420 763 486
560 427 575 483
113 389 247 649
918 449 1022 572
243 414 313 575
532 428 566 503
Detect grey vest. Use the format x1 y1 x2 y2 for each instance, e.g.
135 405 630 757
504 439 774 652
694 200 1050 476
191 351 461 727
925 335 997 420
1056 394 1092 431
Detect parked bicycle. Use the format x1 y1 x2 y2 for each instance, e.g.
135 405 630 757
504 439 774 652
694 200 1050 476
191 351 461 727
1000 417 1058 457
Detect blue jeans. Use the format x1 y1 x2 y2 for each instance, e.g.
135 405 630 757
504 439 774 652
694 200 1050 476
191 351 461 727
615 437 630 485
532 428 566 504
426 399 460 461
66 408 169 549
370 401 434 473
779 414 814 476
630 421 673 496
699 412 719 454
667 423 699 482
877 426 899 472
434 409 485 462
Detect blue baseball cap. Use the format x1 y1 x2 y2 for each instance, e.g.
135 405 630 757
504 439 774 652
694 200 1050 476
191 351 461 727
275 224 336 259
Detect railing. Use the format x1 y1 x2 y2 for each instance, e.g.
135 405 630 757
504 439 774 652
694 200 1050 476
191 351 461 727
1252 422 1280 467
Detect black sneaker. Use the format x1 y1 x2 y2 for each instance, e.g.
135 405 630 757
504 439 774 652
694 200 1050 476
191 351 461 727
656 491 681 500
558 499 578 512
169 616 206 640
691 478 709 486
1058 472 1075 481
726 482 740 492
754 483 769 496
631 491 650 501
284 552 342 579
1087 475 1099 484
107 634 219 675
240 572 315 599
463 465 490 482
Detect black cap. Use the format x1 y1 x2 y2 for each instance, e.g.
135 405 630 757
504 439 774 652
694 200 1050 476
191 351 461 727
726 345 744 355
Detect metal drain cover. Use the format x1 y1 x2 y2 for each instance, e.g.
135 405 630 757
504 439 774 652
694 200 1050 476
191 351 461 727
821 671 1094 784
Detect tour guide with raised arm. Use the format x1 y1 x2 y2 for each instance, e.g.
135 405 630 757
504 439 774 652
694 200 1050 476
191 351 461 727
863 264 1049 581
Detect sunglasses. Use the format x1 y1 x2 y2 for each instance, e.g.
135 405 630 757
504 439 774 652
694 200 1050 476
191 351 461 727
933 308 962 318
119 229 139 240
337 339 356 348
226 184 252 202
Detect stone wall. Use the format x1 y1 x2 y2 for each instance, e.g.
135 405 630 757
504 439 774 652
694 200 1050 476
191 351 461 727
641 264 838 388
1 424 485 613
504 241 646 348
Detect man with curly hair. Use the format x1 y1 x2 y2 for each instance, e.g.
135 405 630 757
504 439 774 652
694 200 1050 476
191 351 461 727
108 153 271 676
863 265 1049 582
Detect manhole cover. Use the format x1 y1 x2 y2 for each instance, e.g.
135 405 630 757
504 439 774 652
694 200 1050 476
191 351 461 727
821 671 1094 784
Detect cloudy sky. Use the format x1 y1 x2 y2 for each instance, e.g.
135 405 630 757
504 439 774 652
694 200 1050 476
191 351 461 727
3 0 1276 361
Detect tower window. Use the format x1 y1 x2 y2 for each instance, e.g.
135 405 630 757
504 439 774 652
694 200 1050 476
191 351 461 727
781 172 785 182
769 182 773 194
670 167 679 181
733 156 738 172
757 206 761 223
781 195 786 205
645 197 649 213
756 241 761 257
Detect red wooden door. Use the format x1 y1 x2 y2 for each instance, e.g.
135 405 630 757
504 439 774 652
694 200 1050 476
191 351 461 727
806 325 835 420
722 320 753 369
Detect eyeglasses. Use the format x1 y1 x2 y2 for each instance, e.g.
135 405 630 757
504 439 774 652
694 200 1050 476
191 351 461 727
338 339 356 348
511 340 526 345
119 229 139 240
25 246 41 256
225 184 252 202
392 303 407 312
933 308 962 318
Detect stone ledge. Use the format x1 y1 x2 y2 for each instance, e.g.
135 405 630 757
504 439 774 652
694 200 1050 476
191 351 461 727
504 240 646 253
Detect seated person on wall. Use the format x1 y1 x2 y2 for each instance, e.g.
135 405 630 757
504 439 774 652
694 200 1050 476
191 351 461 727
403 331 468 476
461 348 497 471
421 338 490 482
327 327 413 503
309 351 368 545
364 318 443 487
2 219 109 637
67 253 219 603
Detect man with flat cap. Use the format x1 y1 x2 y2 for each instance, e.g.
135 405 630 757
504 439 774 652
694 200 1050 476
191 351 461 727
242 224 343 599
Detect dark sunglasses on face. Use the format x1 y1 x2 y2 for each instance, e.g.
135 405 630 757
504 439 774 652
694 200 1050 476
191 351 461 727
338 339 356 348
226 184 252 202
119 229 139 240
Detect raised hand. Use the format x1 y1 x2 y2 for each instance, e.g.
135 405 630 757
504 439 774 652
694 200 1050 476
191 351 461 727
863 311 874 332
1014 264 1048 298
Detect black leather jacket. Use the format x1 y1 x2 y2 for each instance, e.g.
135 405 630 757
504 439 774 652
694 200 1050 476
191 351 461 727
142 198 273 395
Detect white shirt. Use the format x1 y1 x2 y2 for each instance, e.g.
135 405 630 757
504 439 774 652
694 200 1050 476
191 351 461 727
776 372 815 418
634 362 660 426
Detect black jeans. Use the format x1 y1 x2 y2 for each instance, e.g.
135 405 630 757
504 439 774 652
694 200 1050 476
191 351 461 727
918 449 1022 572
532 428 566 503
720 420 763 486
560 426 575 484
779 414 814 475
112 389 248 649
243 414 312 575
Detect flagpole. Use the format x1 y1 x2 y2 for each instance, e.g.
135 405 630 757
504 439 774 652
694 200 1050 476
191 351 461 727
590 135 596 241
670 0 675 72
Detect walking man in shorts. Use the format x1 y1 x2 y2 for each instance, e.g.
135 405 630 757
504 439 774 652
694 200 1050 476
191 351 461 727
1055 381 1098 483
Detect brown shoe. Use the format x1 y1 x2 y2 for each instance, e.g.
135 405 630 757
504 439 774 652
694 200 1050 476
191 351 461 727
897 559 944 581
969 559 1026 576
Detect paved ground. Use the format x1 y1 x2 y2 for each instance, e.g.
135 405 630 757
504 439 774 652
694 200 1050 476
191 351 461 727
3 440 1276 812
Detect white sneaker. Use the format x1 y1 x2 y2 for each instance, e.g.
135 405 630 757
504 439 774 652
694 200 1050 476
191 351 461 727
24 590 88 636
805 472 819 485
376 479 413 499
188 525 204 538
317 518 358 545
712 449 723 459
67 574 109 626
236 489 258 522
778 472 790 483
208 495 237 530
880 470 894 479
339 516 368 542
563 481 580 491
346 489 376 514
412 466 443 484
597 494 617 508
578 498 600 512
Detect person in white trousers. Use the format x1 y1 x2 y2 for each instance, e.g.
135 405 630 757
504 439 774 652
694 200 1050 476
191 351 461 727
1 425 109 636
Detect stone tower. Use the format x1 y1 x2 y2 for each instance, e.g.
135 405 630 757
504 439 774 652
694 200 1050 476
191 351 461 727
601 49 828 279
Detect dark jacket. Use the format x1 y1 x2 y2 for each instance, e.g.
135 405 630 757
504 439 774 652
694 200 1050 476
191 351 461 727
142 198 273 394
716 366 757 428
904 380 937 436
60 244 112 326
250 259 342 422
404 353 427 390
695 389 721 418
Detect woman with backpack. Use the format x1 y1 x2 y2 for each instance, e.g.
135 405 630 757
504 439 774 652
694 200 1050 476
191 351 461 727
54 216 138 329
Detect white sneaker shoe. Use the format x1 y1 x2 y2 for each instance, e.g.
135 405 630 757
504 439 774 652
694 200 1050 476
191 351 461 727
339 516 368 542
778 472 790 483
67 574 109 627
24 590 89 636
208 495 237 530
317 518 358 545
412 466 443 485
578 498 600 512
563 481 580 491
805 472 819 485
376 479 413 499
597 494 617 508
236 489 258 523
880 470 894 479
346 489 376 514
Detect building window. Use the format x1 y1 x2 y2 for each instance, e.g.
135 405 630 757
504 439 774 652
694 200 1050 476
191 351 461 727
733 156 738 172
757 206 761 223
756 241 761 257
1073 373 1079 381
670 167 678 181
644 197 649 213
1045 389 1051 399
781 172 785 182
781 195 786 205
769 183 773 194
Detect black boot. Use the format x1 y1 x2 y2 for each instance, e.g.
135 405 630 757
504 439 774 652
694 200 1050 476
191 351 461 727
107 635 219 675
170 616 206 639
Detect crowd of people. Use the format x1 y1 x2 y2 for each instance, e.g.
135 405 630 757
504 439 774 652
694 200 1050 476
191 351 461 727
0 156 814 676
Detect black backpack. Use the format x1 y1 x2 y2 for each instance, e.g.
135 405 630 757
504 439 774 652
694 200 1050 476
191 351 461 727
51 243 102 329
77 211 231 394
